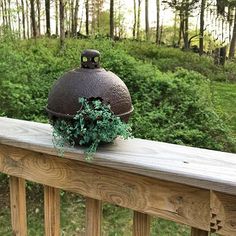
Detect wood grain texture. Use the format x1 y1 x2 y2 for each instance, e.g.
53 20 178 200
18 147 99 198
210 191 236 235
85 197 102 236
191 228 208 236
0 117 236 195
0 144 210 231
44 185 60 236
133 211 151 236
9 176 27 236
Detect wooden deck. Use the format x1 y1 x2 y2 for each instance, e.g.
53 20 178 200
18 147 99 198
0 117 236 235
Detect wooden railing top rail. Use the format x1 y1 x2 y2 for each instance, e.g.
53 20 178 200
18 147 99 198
0 117 236 195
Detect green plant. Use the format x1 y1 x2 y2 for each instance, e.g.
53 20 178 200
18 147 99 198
52 98 132 160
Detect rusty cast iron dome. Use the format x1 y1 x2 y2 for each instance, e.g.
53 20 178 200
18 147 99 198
46 49 133 122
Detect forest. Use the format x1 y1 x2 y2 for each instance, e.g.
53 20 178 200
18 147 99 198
0 0 236 235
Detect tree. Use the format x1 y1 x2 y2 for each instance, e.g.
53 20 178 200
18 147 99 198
137 0 141 40
45 0 50 36
133 0 137 39
55 0 59 35
110 0 114 39
156 0 160 44
145 0 149 40
16 0 21 37
36 0 41 36
60 0 65 47
30 0 37 38
199 0 206 55
229 8 236 58
26 0 30 38
21 0 26 38
85 0 89 35
72 0 79 36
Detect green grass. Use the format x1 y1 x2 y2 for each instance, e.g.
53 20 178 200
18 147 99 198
212 82 236 137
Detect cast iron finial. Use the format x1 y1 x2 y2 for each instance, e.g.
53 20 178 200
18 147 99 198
81 49 101 69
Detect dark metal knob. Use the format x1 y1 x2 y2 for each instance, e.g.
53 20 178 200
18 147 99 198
81 49 100 69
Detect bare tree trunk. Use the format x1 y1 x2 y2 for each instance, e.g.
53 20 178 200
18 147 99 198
16 0 21 37
110 0 114 39
79 1 83 32
36 0 41 36
73 0 79 36
229 9 236 59
137 0 141 40
21 0 26 38
183 0 189 50
199 0 206 55
55 0 58 35
145 0 149 40
1 0 6 26
85 0 89 35
30 0 37 38
7 0 11 30
26 0 30 38
178 10 183 46
133 0 136 39
60 0 65 47
156 0 160 44
70 0 74 36
45 0 50 36
3 0 8 27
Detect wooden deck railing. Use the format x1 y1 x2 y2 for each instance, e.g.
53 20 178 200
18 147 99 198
0 117 236 236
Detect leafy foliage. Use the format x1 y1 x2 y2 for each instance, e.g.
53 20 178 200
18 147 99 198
52 98 132 159
0 36 235 153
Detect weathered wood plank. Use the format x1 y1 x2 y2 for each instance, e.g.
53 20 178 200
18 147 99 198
191 228 208 236
210 191 236 235
0 117 236 195
0 144 210 231
44 185 60 236
133 211 151 236
9 176 27 236
85 197 102 236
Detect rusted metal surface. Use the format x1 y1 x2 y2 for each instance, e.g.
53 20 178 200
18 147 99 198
46 49 133 122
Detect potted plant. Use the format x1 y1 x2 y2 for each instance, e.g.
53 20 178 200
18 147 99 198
46 50 133 160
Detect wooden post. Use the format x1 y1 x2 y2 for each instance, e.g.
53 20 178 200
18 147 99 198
191 228 208 236
9 176 27 236
44 185 60 236
85 197 102 236
133 211 151 236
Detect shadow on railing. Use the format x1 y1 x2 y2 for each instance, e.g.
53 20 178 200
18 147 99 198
0 117 236 236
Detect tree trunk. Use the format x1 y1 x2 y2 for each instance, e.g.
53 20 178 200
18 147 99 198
229 9 236 59
137 0 141 40
26 0 30 38
70 0 74 36
7 0 11 30
110 0 114 39
59 0 65 48
199 0 206 55
133 0 136 39
30 0 37 38
16 0 21 37
183 0 189 50
85 0 89 35
145 0 149 40
36 0 41 36
55 0 58 35
178 10 183 46
73 0 79 36
156 0 160 44
1 0 6 26
3 0 8 27
21 0 26 38
45 0 50 36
